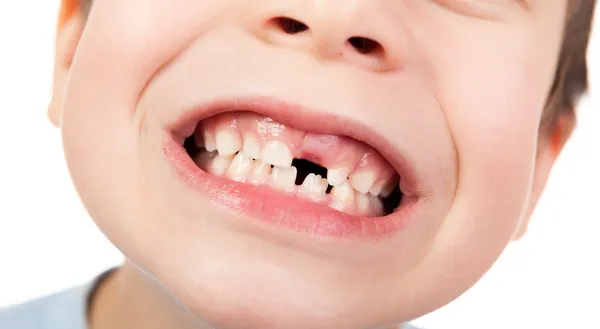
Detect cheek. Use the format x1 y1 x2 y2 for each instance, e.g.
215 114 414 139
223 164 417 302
411 19 562 295
436 58 541 258
447 44 551 202
444 50 543 192
60 0 214 251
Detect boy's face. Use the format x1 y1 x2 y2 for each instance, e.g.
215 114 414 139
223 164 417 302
51 1 569 328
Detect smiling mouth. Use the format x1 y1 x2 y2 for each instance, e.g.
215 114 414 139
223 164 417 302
183 111 403 217
165 97 418 238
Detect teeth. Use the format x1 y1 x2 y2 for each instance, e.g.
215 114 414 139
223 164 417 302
260 140 293 167
330 180 355 211
355 193 371 215
194 130 205 148
226 152 254 182
204 131 216 152
270 166 297 192
349 170 376 194
250 160 272 185
242 135 262 159
369 180 386 196
194 151 217 169
380 178 398 198
298 174 328 202
327 167 350 187
215 129 243 156
370 195 385 216
208 154 234 176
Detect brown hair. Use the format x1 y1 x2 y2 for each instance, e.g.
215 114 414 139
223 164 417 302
77 0 596 135
543 0 597 137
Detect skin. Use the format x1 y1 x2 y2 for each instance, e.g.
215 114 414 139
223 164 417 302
49 1 574 328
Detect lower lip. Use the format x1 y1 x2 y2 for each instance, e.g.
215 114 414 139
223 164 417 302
164 138 416 239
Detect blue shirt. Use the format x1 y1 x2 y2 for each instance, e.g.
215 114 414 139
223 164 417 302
0 279 97 329
0 271 421 329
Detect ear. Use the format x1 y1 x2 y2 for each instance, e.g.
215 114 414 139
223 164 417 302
512 112 575 240
48 0 85 127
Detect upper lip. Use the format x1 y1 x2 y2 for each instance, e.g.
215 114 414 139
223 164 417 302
166 95 421 198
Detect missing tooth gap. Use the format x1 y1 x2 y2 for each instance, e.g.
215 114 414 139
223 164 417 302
291 158 327 185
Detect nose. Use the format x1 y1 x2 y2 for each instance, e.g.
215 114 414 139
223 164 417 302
244 0 407 72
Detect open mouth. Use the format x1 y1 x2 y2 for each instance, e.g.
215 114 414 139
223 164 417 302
165 98 418 237
182 111 403 218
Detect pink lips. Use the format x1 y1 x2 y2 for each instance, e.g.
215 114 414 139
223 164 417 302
164 96 420 239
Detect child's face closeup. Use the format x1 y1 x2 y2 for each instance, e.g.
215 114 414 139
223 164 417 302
51 1 571 328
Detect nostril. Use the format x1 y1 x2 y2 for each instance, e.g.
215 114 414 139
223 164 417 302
347 36 382 55
271 17 310 34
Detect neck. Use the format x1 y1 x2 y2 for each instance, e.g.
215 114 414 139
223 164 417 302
88 262 213 329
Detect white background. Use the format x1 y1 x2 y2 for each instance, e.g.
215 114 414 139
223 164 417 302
0 1 598 329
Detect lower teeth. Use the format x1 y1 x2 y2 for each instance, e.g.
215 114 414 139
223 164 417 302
183 133 400 217
198 155 400 218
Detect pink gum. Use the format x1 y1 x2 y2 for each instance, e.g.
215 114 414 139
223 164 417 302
200 112 395 179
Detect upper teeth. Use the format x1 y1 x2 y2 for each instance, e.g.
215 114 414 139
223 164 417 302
349 170 376 194
216 129 243 156
199 124 398 213
327 167 350 187
242 135 262 159
379 179 397 198
369 180 386 196
261 140 293 167
203 130 217 152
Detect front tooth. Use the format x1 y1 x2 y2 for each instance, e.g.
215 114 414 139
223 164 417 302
243 135 262 159
349 170 376 194
327 167 350 187
204 131 216 152
270 166 297 192
226 152 254 182
299 174 328 201
208 154 234 176
250 160 272 185
260 140 293 167
215 129 243 156
330 181 355 211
